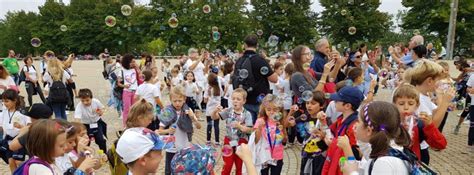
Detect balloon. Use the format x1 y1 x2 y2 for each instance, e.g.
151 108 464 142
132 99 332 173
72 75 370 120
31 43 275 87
105 16 117 27
168 17 179 28
60 25 68 32
348 26 357 35
121 5 132 16
203 5 211 14
31 38 41 47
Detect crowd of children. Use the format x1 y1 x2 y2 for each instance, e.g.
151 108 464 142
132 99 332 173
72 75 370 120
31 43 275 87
1 34 473 175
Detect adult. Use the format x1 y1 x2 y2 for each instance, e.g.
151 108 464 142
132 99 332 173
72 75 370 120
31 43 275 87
411 45 428 65
22 56 46 107
233 34 278 123
2 50 20 85
390 35 424 67
183 48 206 119
310 39 346 82
347 51 378 96
117 54 139 127
43 58 72 120
290 45 328 99
0 65 18 94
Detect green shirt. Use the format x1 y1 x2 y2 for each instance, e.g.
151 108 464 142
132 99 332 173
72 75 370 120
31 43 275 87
2 58 19 74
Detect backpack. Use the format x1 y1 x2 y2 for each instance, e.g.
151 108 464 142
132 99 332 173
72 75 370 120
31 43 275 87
48 72 69 103
368 148 437 175
19 66 36 84
13 157 53 175
231 54 256 92
106 131 128 175
113 71 124 100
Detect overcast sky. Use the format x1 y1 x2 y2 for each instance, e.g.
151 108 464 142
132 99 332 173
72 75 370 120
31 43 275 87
0 0 407 20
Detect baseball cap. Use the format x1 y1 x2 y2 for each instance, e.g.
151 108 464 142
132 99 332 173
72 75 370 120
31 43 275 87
330 86 364 109
25 103 53 119
116 127 171 164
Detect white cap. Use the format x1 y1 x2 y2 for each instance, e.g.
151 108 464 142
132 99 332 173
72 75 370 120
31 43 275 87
116 127 166 164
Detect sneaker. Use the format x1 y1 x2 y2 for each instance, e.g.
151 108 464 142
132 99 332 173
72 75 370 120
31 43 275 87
453 125 460 135
214 142 221 146
206 141 212 146
463 120 470 125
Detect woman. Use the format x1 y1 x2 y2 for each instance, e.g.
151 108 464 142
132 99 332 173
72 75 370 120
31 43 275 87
117 54 139 127
43 57 71 120
22 56 46 107
0 65 18 94
141 54 155 71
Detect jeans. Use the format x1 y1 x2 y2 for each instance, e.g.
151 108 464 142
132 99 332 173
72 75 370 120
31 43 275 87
11 74 19 86
164 152 175 175
51 103 67 120
244 103 260 124
206 116 219 142
84 119 107 151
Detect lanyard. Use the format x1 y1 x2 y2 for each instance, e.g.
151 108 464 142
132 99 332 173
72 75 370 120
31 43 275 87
265 121 277 152
8 111 16 124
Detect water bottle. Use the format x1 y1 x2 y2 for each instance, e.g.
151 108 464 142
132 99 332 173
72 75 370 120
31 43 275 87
96 150 108 165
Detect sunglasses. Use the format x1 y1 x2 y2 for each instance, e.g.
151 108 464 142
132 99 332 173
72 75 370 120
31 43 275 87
355 55 361 58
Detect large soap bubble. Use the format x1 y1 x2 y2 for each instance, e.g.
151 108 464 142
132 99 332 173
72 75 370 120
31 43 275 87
168 17 179 28
121 5 132 16
348 26 357 35
31 38 41 47
212 31 220 41
105 16 117 27
60 25 68 32
267 35 279 47
257 29 263 36
203 5 211 14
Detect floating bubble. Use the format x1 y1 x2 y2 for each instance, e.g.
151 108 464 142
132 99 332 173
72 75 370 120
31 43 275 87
341 9 347 16
298 86 305 93
257 93 266 103
256 16 263 21
239 69 249 79
203 5 211 14
348 0 354 5
349 16 354 21
171 13 177 18
260 66 269 75
182 27 187 32
118 40 122 45
325 93 330 99
157 7 165 12
272 112 283 121
105 16 117 27
159 108 175 124
348 26 357 35
222 145 233 157
18 37 22 40
247 87 253 92
288 116 295 122
301 90 313 102
31 38 41 47
337 44 342 49
257 29 263 36
299 114 308 121
268 35 279 47
60 25 68 32
205 43 210 49
211 26 218 32
168 17 179 28
461 18 465 23
121 5 132 16
212 31 220 41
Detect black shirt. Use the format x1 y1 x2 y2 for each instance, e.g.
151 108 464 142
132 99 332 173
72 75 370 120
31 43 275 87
241 50 274 105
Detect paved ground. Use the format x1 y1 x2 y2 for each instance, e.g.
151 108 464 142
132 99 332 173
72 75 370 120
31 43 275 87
0 60 473 174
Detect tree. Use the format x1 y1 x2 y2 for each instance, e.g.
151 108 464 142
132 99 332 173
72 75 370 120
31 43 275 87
318 0 392 48
147 38 167 55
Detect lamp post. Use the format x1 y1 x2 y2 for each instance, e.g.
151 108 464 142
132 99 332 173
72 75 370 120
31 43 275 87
446 0 458 60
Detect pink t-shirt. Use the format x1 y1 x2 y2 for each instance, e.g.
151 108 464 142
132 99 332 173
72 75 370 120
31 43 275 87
254 118 284 160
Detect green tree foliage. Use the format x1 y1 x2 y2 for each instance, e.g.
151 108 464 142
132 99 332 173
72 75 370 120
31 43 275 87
147 38 167 55
318 0 392 48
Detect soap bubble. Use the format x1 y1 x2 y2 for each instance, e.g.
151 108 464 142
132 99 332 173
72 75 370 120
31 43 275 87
105 16 117 27
121 5 132 16
298 86 305 92
260 66 269 75
268 35 279 47
299 114 308 121
211 26 218 32
60 25 68 32
222 145 233 157
272 112 283 121
171 13 177 18
205 43 210 49
203 5 211 14
301 90 313 102
349 16 354 21
168 17 179 28
341 9 347 16
31 38 41 47
157 7 165 12
257 93 266 103
348 26 357 35
325 93 330 99
118 40 122 45
183 27 187 32
239 69 249 79
337 44 342 49
212 31 220 41
257 29 263 36
18 37 22 40
159 108 175 124
256 16 263 21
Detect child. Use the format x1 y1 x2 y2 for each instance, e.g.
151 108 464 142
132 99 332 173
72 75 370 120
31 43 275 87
116 127 165 175
212 88 254 175
204 73 223 145
170 67 181 88
161 59 171 88
321 86 364 175
157 85 202 175
74 88 107 152
393 84 447 160
135 70 163 130
220 60 234 108
271 62 284 95
0 89 30 172
340 101 412 174
24 119 96 175
403 59 454 164
254 94 288 175
126 99 154 128
183 71 199 111
465 68 474 153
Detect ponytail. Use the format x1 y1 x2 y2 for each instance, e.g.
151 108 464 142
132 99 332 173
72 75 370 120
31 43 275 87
369 130 390 158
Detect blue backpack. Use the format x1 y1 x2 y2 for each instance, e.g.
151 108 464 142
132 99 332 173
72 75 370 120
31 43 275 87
13 157 53 175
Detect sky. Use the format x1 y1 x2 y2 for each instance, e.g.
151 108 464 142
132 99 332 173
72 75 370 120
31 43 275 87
0 0 407 20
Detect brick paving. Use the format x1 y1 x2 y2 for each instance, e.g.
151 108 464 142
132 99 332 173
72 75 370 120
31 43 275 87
0 60 472 175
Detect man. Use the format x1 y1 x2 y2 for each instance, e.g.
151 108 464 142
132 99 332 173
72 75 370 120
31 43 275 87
2 50 20 85
233 34 278 123
391 35 424 67
183 48 206 121
310 39 346 82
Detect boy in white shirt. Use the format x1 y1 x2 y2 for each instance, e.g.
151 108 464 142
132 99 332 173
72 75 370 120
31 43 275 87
74 88 107 151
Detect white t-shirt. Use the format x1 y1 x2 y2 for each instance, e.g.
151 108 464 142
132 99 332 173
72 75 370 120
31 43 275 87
74 98 104 124
118 68 138 91
42 71 71 88
276 77 292 110
55 154 73 174
135 83 160 107
154 80 162 98
28 163 62 175
204 87 222 116
467 73 474 103
184 81 198 98
0 77 16 94
183 59 206 88
0 108 30 137
416 93 436 149
221 74 232 100
23 65 38 81
171 76 181 87
359 141 410 175
40 60 48 74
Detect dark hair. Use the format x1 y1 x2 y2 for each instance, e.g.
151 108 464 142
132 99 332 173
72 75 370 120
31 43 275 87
284 63 295 77
121 54 135 69
78 88 93 99
454 60 470 71
310 90 326 108
2 89 22 110
142 70 153 81
358 43 366 52
273 61 283 71
184 71 195 82
207 73 221 97
23 56 33 64
223 60 234 75
412 45 427 58
0 65 10 79
291 45 313 84
244 34 258 48
141 52 149 58
346 67 363 81
359 102 411 159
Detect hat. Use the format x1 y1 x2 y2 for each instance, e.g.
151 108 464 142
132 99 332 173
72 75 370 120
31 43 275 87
330 86 364 109
171 144 217 174
26 104 53 119
116 127 171 164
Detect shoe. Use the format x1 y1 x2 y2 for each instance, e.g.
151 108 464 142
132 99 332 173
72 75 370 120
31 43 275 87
206 141 212 146
463 120 470 124
214 142 221 146
65 111 70 115
453 125 460 135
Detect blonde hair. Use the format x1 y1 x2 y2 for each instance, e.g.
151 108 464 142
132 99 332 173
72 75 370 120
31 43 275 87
258 94 285 121
126 99 154 128
404 59 444 86
392 84 420 104
232 88 248 100
170 85 186 99
47 58 65 81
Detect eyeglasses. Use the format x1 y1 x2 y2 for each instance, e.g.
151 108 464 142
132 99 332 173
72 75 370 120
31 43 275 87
355 55 361 58
302 52 312 56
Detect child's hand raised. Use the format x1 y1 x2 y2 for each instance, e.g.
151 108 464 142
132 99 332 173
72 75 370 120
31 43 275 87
317 111 328 126
419 113 433 126
236 144 253 162
336 135 351 150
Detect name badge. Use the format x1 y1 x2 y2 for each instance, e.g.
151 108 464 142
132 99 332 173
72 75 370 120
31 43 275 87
90 123 98 129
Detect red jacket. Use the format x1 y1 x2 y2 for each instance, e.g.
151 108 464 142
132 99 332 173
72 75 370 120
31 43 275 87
409 121 447 159
322 113 359 175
